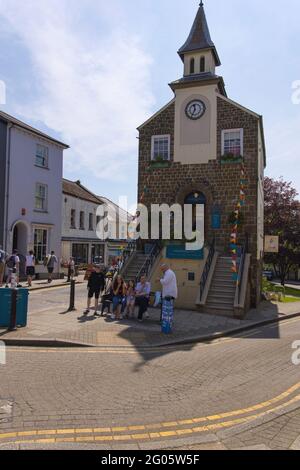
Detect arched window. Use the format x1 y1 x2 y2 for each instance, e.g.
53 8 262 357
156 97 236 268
200 56 205 73
190 58 195 74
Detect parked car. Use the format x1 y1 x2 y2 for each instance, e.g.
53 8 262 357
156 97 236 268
263 270 274 281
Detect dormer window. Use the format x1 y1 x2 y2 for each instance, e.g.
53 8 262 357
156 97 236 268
200 56 205 73
190 58 195 74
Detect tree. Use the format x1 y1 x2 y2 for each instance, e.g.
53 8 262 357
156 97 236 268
264 177 300 286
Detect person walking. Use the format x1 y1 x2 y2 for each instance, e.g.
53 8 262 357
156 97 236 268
5 249 21 288
0 245 7 288
45 251 58 283
135 275 151 322
112 275 127 321
84 265 105 316
125 280 136 319
25 250 36 287
158 264 178 326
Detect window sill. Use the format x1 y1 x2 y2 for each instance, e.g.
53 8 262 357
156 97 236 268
34 209 48 214
149 160 171 169
35 164 50 170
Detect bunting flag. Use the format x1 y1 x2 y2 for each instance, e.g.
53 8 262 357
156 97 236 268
230 162 246 281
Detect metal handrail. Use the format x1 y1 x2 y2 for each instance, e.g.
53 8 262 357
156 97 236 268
199 239 215 301
135 241 162 283
119 240 137 275
237 233 249 304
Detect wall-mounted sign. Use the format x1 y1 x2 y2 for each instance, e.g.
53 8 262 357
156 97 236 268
211 205 221 229
166 244 204 260
265 236 279 254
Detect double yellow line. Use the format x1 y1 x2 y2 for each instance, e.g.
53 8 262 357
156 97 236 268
1 382 300 445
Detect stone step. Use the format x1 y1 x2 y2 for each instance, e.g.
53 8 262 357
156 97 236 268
207 297 234 306
213 277 236 284
208 291 236 300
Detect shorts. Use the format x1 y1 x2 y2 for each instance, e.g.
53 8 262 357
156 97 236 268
88 288 101 299
26 267 35 277
47 267 54 274
112 295 124 310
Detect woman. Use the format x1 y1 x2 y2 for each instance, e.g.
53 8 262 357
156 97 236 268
112 275 126 321
26 250 36 287
125 280 136 319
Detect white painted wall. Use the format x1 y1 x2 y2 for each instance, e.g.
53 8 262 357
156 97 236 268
5 126 65 275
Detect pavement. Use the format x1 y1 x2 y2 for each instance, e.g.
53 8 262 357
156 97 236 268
1 282 300 349
0 316 300 450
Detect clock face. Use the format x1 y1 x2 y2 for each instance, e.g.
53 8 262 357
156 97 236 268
185 100 206 120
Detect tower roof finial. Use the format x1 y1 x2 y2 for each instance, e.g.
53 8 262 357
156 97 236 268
178 0 221 66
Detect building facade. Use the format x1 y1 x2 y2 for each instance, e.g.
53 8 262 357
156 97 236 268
137 3 266 311
0 110 68 279
62 180 132 266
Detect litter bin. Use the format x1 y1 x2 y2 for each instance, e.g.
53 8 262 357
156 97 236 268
0 288 29 328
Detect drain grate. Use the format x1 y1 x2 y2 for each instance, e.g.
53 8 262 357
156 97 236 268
0 399 13 424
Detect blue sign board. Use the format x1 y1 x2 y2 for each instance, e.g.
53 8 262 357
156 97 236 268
166 244 204 260
212 213 221 229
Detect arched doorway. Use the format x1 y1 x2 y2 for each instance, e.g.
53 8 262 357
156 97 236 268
184 192 206 233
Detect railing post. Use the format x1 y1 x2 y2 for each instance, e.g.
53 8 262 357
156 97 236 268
8 288 18 332
68 280 76 312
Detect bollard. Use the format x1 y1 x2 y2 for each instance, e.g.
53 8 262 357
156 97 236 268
8 289 18 331
68 279 76 312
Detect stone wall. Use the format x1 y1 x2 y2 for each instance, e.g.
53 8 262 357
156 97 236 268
138 97 262 307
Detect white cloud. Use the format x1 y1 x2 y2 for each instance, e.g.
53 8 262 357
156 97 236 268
0 0 155 180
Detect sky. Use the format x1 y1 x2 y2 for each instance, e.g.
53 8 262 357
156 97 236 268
0 0 300 210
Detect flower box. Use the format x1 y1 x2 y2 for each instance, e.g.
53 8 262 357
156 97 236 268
149 160 171 169
221 153 244 164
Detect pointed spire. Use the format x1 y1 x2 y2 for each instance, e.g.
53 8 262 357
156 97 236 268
178 2 221 66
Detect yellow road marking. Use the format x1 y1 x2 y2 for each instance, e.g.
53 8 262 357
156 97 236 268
8 393 300 446
1 382 300 444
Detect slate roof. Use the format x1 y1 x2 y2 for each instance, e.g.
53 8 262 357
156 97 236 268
0 110 69 148
178 2 221 66
169 73 227 96
62 179 102 205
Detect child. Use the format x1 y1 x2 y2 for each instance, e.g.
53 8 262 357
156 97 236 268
125 280 136 319
84 265 105 316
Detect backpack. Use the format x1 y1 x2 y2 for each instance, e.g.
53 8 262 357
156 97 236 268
6 255 16 269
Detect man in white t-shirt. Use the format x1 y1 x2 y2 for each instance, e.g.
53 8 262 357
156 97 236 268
159 264 178 300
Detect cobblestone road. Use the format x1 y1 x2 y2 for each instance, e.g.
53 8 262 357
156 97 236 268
0 316 300 449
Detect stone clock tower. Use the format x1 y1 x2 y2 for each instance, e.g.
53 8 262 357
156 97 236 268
172 0 225 165
137 2 266 315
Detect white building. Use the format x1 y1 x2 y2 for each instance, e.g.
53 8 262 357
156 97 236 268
62 180 133 266
62 179 107 266
0 110 69 279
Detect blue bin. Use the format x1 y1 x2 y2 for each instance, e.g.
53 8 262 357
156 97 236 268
0 288 29 328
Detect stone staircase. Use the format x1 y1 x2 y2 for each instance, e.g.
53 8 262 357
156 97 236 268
121 251 150 282
204 256 236 316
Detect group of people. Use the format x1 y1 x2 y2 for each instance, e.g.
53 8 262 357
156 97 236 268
84 263 178 323
0 245 58 288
